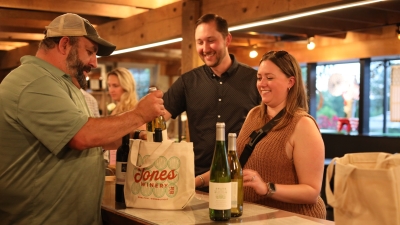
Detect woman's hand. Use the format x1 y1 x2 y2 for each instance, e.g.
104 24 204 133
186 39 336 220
243 169 268 196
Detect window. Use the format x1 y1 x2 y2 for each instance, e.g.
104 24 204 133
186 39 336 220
313 59 400 136
128 68 151 99
316 63 360 134
118 62 158 100
369 59 400 136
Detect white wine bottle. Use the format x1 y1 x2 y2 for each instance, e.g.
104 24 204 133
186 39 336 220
227 133 243 217
146 87 167 142
209 122 231 221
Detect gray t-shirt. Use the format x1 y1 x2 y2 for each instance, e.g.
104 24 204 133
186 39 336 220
0 55 104 225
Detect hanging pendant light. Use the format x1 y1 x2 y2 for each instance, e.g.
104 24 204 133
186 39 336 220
307 37 316 50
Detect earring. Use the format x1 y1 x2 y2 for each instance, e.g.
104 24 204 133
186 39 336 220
288 87 291 91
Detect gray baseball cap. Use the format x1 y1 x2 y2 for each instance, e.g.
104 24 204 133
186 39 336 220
45 13 116 56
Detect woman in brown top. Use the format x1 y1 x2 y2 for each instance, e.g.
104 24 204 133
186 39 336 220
194 50 326 219
238 50 326 219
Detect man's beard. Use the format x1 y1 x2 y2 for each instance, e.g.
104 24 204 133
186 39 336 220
201 47 227 68
66 46 92 89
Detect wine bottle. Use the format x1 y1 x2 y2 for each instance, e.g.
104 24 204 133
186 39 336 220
146 87 167 142
154 128 163 142
227 133 243 217
115 133 130 203
209 122 231 221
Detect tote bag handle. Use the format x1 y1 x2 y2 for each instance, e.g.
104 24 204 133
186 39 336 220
129 139 177 168
325 157 356 209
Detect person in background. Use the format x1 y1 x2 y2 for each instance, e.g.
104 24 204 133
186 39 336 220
107 67 142 117
0 13 165 225
81 88 101 117
195 51 326 219
158 13 260 192
105 67 146 164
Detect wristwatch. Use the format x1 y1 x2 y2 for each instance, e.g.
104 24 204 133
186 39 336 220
265 182 276 197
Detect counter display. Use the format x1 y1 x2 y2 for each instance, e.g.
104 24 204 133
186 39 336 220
102 176 334 225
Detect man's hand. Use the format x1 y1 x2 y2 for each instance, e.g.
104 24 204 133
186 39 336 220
133 90 165 124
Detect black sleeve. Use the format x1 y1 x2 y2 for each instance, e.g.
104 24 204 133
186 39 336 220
163 76 187 119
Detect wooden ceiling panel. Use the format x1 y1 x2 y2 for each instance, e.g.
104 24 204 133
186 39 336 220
0 0 147 18
1 0 400 63
79 0 181 9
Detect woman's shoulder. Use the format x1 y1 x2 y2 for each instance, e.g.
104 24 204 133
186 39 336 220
247 105 262 117
292 109 319 129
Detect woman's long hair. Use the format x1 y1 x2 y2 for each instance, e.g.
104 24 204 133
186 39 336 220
107 67 139 114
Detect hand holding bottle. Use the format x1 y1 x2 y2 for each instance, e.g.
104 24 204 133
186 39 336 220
147 87 168 142
133 89 165 125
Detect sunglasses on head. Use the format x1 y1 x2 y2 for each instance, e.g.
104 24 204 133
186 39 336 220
265 50 288 58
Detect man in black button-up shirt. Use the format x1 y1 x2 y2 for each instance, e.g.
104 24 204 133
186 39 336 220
163 13 261 192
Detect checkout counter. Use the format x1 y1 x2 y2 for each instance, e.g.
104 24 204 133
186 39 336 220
101 176 334 225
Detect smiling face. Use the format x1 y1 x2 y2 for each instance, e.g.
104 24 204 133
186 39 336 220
257 60 294 109
195 21 229 68
107 74 124 102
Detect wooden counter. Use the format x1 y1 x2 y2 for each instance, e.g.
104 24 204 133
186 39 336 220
102 176 334 225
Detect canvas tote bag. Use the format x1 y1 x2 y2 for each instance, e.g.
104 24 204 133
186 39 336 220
124 139 195 210
325 152 400 225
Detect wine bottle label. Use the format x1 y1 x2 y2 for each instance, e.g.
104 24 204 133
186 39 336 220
162 129 168 141
116 162 127 185
231 181 238 207
147 132 154 142
209 182 231 210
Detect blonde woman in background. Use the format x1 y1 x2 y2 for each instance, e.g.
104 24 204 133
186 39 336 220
106 67 146 165
108 67 140 115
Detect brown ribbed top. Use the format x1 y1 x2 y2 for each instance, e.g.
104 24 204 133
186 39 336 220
237 106 326 219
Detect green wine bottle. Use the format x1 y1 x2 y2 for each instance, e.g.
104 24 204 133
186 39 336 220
146 87 167 142
115 133 130 203
227 133 243 217
209 122 231 221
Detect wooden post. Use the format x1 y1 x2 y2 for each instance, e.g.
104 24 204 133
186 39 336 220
180 0 201 141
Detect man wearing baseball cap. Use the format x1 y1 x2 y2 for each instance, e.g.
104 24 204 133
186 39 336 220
0 13 165 225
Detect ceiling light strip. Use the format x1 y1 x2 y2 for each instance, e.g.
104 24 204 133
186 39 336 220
109 37 183 56
229 0 384 31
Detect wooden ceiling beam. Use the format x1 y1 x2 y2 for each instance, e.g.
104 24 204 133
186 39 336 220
0 8 116 25
320 6 400 25
96 1 182 51
0 0 147 18
0 32 43 41
79 0 181 9
0 26 44 34
201 0 357 27
0 18 51 31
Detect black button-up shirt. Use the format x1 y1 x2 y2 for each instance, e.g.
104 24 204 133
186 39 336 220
163 54 261 177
